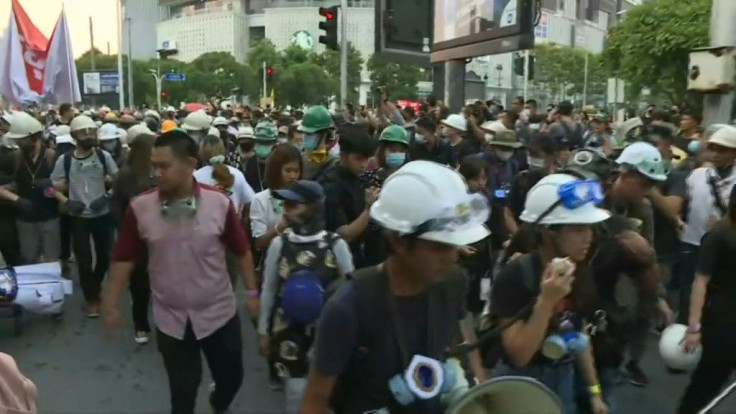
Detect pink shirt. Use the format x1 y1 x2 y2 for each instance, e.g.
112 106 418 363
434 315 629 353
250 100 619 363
112 182 249 340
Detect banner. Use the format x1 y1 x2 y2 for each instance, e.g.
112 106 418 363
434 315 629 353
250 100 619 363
0 0 50 105
43 8 81 104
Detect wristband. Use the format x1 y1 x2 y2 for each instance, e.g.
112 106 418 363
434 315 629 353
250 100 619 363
588 384 602 396
687 323 701 333
246 289 259 298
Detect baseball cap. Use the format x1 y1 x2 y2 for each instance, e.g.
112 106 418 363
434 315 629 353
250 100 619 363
273 180 325 204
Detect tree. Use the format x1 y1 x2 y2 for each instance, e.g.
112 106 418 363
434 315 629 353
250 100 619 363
311 43 364 103
247 39 281 74
276 62 335 107
366 54 422 101
530 43 607 105
602 0 711 104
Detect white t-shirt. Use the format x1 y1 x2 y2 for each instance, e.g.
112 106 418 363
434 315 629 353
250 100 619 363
193 165 255 213
682 166 736 246
249 189 283 239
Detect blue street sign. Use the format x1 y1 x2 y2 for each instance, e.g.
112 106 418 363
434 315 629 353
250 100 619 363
164 73 186 82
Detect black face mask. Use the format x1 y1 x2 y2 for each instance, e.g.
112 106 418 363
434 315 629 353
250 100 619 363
77 139 97 150
239 141 254 152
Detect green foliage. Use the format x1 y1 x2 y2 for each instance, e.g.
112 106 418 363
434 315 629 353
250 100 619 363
532 43 607 102
602 0 711 103
366 54 422 101
277 62 335 107
311 43 364 104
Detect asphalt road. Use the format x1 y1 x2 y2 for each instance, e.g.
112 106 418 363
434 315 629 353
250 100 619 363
1 274 735 414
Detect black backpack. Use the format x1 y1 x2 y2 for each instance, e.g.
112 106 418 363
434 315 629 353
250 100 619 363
63 149 108 184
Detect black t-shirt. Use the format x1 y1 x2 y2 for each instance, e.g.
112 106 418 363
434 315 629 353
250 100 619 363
244 156 267 193
322 164 368 267
698 222 736 323
450 138 479 165
507 168 547 220
14 150 58 222
652 166 688 261
314 268 465 414
409 140 455 167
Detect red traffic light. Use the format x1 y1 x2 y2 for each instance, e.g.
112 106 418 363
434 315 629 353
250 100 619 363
319 6 337 21
161 91 168 99
266 67 274 76
325 11 335 20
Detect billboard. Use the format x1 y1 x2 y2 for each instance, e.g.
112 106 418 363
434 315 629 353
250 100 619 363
82 71 119 96
432 0 535 62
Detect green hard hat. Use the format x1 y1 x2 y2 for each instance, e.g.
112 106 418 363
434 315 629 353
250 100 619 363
299 106 334 134
379 125 409 145
254 120 277 141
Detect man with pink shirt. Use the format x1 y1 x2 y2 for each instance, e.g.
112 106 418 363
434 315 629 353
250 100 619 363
104 129 259 414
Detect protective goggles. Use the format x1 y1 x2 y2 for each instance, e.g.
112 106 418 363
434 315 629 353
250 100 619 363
534 179 604 225
408 193 490 237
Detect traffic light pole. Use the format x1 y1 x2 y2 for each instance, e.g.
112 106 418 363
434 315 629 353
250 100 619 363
523 50 529 102
262 61 267 100
702 0 736 126
339 0 348 107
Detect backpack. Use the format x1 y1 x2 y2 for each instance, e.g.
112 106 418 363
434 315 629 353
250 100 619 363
559 122 585 150
268 232 342 378
63 149 108 184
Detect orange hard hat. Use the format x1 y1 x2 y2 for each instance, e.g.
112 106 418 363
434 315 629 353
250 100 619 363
161 119 177 133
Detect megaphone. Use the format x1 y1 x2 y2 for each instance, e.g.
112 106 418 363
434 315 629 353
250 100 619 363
445 376 563 414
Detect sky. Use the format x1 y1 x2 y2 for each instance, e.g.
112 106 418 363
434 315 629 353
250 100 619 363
0 0 119 57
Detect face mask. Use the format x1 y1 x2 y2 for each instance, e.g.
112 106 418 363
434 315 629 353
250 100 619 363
303 134 319 151
687 139 701 155
328 143 340 159
496 150 513 162
101 141 118 153
277 137 288 144
77 139 97 150
239 141 254 152
527 156 546 169
385 152 406 168
414 134 426 144
14 137 33 151
254 143 273 159
307 148 328 164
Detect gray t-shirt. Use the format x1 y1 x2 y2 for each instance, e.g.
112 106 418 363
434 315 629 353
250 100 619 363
51 149 118 218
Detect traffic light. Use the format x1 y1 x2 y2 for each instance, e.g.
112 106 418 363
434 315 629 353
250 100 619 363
266 66 274 78
318 6 339 51
512 52 535 80
161 90 168 100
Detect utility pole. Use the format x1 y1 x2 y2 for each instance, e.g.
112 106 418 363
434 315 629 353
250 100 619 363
262 61 267 100
582 51 589 107
702 0 736 126
89 16 96 70
523 50 530 102
126 17 134 109
115 0 125 110
339 0 348 107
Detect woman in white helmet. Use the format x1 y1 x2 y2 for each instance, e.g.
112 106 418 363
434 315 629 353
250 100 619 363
489 173 610 414
302 160 489 414
98 123 125 166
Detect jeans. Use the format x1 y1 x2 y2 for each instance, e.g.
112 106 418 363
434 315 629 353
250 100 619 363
576 367 619 414
130 261 150 332
59 214 72 260
495 361 576 414
285 378 307 414
676 243 700 324
71 214 113 303
678 325 736 414
157 316 244 414
16 218 60 264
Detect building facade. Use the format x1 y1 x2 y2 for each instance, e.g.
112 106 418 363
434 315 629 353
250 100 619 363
122 0 168 60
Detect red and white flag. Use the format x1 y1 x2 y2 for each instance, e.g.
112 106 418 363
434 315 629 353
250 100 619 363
43 8 81 104
0 0 50 105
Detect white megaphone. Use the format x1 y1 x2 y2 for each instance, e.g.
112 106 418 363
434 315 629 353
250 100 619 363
445 376 563 414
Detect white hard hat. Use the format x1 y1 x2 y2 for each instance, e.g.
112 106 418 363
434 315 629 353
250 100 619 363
181 110 210 131
707 125 736 149
98 123 121 141
208 126 221 138
1 134 19 149
370 160 490 246
126 124 153 144
54 133 75 145
70 115 97 132
480 120 510 134
615 141 668 181
164 106 176 113
212 116 228 127
441 114 467 132
659 324 701 371
237 126 254 139
519 174 611 225
53 125 71 136
144 109 161 121
5 111 43 139
118 128 128 145
1 113 13 125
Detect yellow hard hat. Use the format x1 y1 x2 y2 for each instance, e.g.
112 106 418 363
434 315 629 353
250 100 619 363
161 119 177 133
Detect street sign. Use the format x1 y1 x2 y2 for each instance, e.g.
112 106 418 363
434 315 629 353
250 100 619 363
164 73 186 82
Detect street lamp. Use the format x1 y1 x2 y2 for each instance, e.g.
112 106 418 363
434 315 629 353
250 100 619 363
149 68 165 109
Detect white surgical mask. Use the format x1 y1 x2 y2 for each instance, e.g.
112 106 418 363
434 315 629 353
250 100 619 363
527 156 546 169
496 150 514 162
414 133 426 144
328 143 341 159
